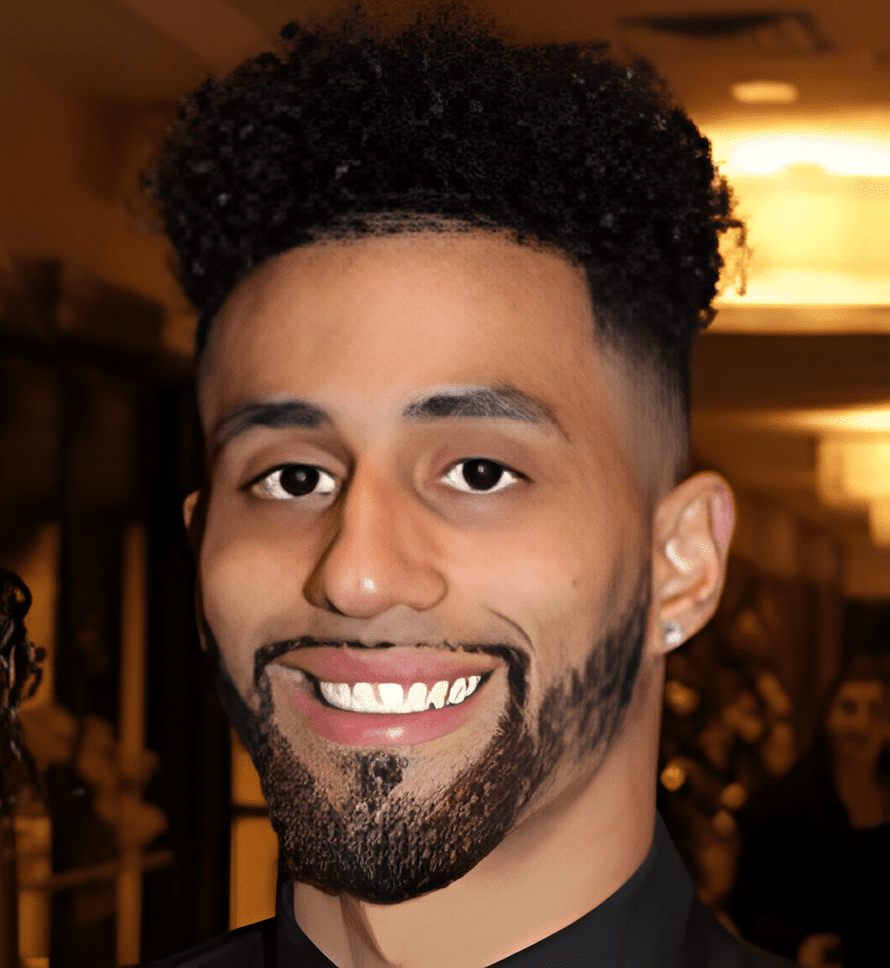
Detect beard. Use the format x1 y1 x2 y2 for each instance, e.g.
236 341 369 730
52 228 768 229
205 572 649 904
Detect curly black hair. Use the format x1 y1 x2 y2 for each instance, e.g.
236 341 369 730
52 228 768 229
1 568 44 816
147 3 742 465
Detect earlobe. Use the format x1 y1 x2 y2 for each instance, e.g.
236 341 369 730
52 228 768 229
183 490 207 651
183 491 200 529
652 472 735 652
182 489 207 554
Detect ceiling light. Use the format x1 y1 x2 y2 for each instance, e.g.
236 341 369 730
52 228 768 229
716 272 890 307
695 406 890 435
731 81 799 105
724 136 890 175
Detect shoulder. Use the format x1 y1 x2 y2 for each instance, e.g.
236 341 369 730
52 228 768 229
685 894 800 968
138 919 274 968
715 934 801 968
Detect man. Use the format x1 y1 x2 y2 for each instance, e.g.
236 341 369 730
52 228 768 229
144 6 796 966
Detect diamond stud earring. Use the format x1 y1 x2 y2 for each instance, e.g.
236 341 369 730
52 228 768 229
663 622 685 649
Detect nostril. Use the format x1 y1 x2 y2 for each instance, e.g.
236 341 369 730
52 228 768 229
323 594 347 616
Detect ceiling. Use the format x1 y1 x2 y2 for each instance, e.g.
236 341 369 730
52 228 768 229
3 1 889 109
2 0 890 584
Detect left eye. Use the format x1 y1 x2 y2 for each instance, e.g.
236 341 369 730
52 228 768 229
441 458 520 494
252 464 338 500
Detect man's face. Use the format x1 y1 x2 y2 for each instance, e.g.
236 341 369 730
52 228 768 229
194 232 655 902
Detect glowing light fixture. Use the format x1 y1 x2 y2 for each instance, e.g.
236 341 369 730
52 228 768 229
722 135 890 176
704 118 890 308
731 81 798 105
870 500 890 546
716 272 890 307
696 405 890 436
817 437 890 502
817 436 890 546
816 438 864 508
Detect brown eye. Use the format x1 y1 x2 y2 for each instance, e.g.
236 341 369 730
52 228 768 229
253 465 337 500
280 466 319 495
442 458 519 494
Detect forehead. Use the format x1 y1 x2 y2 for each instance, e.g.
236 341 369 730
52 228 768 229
199 231 619 432
833 679 890 716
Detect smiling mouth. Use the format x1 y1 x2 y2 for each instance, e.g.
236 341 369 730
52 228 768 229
267 643 505 746
304 672 488 714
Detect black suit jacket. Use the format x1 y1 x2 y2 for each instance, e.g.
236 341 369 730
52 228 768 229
143 815 797 967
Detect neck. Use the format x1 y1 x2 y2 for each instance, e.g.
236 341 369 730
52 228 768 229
292 679 661 968
831 747 890 828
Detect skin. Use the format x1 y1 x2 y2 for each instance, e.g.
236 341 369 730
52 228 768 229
826 677 890 828
186 231 734 968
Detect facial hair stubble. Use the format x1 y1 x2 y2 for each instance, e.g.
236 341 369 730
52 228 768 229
206 575 648 904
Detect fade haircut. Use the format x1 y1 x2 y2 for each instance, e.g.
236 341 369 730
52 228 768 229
146 3 743 483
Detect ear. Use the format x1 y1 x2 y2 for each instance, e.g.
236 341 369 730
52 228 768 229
651 472 735 653
182 489 207 554
183 491 199 529
183 490 210 652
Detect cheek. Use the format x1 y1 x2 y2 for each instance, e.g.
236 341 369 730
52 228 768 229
199 502 313 685
452 502 631 646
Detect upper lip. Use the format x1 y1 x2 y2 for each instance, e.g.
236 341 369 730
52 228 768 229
272 643 501 686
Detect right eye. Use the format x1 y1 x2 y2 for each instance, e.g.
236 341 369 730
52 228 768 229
250 464 337 500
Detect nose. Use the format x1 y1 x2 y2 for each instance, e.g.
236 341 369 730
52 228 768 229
304 469 447 619
851 700 874 731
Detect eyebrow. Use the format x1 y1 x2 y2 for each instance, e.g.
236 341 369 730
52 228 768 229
210 384 565 457
210 399 331 457
402 386 565 435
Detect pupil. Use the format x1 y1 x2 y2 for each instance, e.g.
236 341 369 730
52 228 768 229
463 459 502 491
280 465 319 496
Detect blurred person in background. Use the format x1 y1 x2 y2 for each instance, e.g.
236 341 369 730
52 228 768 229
727 654 890 967
1 567 44 968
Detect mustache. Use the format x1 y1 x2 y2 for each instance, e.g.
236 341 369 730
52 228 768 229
253 636 530 709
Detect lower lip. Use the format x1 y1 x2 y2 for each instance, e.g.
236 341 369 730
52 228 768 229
292 684 485 747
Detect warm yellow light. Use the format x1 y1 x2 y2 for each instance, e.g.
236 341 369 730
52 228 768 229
777 407 890 434
660 759 687 792
731 81 798 105
869 499 890 547
705 120 890 307
817 436 890 503
695 405 890 436
840 439 890 497
817 438 856 506
716 272 890 306
725 136 890 175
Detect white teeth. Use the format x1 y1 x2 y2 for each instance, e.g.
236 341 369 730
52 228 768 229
336 682 352 707
406 682 428 712
317 676 485 713
320 681 352 709
377 683 404 707
427 680 448 710
352 682 376 712
448 678 468 705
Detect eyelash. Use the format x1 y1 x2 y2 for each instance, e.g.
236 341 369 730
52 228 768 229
248 464 337 501
440 459 521 494
248 458 523 500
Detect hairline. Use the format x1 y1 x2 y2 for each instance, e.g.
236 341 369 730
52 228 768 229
195 224 689 500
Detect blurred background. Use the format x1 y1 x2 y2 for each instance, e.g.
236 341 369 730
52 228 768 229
1 1 889 966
